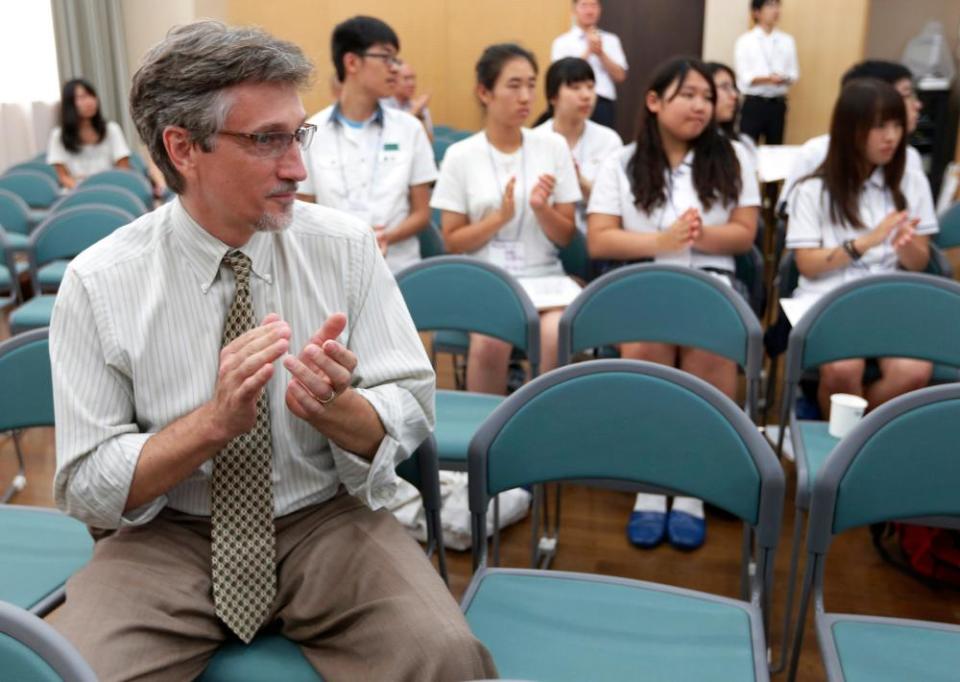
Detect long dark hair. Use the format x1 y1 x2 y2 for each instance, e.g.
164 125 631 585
818 78 907 229
704 61 740 139
533 57 595 127
629 57 741 213
59 79 106 153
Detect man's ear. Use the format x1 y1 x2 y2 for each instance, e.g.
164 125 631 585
162 126 197 182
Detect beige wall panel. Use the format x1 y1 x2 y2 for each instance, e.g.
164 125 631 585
778 0 870 144
227 0 569 130
702 0 749 66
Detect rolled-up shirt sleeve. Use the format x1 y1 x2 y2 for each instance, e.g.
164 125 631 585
50 267 167 529
330 229 436 509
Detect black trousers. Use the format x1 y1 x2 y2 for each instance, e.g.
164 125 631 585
740 95 787 145
591 95 616 130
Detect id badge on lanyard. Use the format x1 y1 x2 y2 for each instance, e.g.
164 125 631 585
488 240 526 275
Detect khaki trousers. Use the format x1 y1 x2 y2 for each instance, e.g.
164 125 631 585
53 491 496 681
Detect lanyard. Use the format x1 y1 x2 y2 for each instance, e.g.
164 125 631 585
334 118 384 214
485 133 527 242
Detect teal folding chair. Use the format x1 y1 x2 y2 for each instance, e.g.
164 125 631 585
9 204 134 335
4 161 59 184
78 169 153 206
0 188 34 252
0 330 94 613
786 383 960 681
198 445 446 682
463 360 784 682
50 185 147 217
0 229 21 310
0 171 59 211
0 600 97 682
774 272 960 672
934 201 960 250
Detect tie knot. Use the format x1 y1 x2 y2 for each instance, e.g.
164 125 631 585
223 251 252 281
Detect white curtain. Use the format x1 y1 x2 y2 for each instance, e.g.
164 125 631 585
0 102 59 171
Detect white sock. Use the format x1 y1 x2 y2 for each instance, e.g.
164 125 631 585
633 493 667 513
671 496 704 518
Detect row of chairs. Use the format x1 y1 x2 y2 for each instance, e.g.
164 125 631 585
432 125 472 164
4 333 957 681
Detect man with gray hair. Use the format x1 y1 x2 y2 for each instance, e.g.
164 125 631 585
49 21 495 681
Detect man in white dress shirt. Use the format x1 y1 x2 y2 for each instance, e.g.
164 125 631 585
298 16 437 274
48 21 494 682
734 0 799 145
551 0 628 130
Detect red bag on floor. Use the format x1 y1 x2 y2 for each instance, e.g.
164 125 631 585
872 522 960 588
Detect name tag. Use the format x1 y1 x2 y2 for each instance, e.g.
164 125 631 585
488 240 526 275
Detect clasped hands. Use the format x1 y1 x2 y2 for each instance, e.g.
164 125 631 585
211 311 356 441
657 207 703 253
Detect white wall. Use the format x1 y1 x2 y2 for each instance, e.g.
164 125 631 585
702 0 749 67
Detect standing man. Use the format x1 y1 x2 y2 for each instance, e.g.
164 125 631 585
298 16 437 275
383 61 434 141
50 20 495 681
551 0 628 130
734 0 799 145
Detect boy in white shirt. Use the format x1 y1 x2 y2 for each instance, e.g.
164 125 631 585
298 16 437 274
734 0 799 145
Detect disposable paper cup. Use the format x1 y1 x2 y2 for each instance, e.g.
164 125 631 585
828 393 868 438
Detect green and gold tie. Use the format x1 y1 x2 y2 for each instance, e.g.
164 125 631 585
210 250 277 643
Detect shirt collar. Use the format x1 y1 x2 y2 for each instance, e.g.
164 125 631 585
327 101 385 128
171 198 274 294
670 150 695 177
866 165 887 190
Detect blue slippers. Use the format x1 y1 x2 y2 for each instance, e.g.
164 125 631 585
626 510 667 548
666 509 706 550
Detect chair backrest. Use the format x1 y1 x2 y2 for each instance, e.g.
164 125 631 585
0 189 32 237
0 601 96 682
5 162 59 183
471 360 783 536
558 229 590 281
557 264 762 380
78 169 153 205
418 221 446 259
51 185 147 218
935 202 960 249
29 204 134 269
734 244 767 317
396 256 541 369
806 383 960 555
0 171 59 209
784 273 960 385
0 229 21 304
0 330 53 432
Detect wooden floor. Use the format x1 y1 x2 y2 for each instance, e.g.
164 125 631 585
3 318 958 681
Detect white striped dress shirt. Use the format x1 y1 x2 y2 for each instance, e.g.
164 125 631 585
50 198 435 530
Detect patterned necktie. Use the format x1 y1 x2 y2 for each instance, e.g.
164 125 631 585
210 250 277 643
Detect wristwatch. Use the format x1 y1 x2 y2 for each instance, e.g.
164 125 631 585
842 239 862 261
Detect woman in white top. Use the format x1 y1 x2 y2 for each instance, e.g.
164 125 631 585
587 57 760 551
787 78 937 418
534 57 623 233
431 43 581 394
46 79 132 189
705 62 758 167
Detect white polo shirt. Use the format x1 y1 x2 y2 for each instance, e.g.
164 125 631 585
534 118 623 232
587 141 761 273
299 104 438 273
430 128 582 278
550 27 628 101
778 134 926 214
786 166 938 302
734 26 799 98
46 121 131 180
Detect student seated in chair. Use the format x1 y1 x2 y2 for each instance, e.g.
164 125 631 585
786 78 938 419
586 57 760 551
48 21 495 682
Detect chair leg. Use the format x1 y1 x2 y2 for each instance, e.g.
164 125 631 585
786 555 818 682
492 495 501 567
772 508 806 674
426 507 448 584
531 483 561 569
740 524 753 601
1 430 27 503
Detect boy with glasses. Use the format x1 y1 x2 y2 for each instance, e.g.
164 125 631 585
298 16 437 273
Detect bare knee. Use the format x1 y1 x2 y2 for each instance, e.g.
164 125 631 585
820 359 864 392
621 342 675 365
469 334 512 371
681 348 737 398
884 358 933 391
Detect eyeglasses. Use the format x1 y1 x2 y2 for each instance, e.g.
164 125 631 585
217 123 317 158
716 83 739 94
361 51 403 68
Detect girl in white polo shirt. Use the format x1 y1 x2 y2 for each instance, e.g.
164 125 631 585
786 78 937 419
587 57 760 551
534 57 623 234
431 43 581 395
